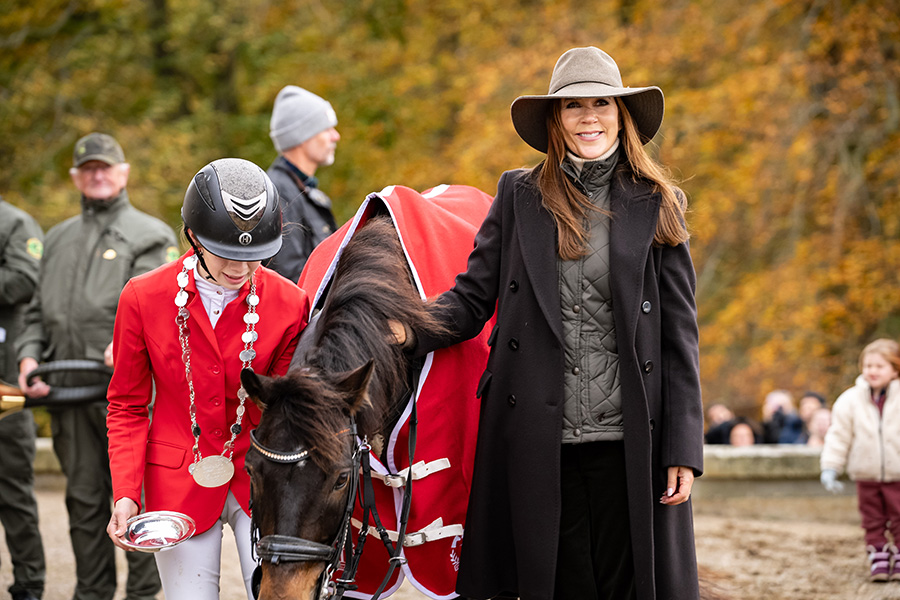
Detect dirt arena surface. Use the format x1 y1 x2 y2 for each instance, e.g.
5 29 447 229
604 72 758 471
2 475 899 599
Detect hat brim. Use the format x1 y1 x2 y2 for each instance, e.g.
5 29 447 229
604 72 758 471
74 154 122 167
194 231 283 262
510 84 664 153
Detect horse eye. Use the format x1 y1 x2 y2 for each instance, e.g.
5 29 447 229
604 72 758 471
333 471 350 491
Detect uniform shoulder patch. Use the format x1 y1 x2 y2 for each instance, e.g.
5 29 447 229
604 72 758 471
26 237 43 260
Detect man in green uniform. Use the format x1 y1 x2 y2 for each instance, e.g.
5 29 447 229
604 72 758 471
0 195 46 600
16 133 178 600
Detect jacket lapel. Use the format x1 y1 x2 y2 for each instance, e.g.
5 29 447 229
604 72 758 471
513 181 564 344
609 176 660 343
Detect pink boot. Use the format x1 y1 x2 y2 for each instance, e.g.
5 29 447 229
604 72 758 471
890 544 900 581
868 544 891 582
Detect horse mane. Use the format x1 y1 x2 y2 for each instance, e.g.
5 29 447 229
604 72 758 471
273 215 449 467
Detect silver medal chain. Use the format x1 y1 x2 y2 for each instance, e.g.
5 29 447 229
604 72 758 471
174 255 259 473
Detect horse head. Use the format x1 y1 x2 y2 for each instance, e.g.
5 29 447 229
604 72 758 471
242 361 373 600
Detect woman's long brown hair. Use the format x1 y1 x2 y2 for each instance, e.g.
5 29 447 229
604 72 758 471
534 98 689 260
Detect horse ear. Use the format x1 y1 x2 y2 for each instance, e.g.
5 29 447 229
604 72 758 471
336 359 374 416
240 368 270 411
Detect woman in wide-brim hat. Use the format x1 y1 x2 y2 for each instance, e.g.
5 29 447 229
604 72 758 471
411 46 703 599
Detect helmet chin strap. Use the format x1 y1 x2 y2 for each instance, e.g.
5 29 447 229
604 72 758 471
185 232 219 284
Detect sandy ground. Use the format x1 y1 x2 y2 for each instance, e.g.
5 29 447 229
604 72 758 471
2 475 900 600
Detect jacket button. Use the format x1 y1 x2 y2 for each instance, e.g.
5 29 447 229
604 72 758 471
212 429 224 438
508 338 519 351
643 360 653 374
573 428 581 436
508 395 516 406
642 301 651 313
509 280 519 292
572 366 580 375
211 365 221 375
649 419 656 430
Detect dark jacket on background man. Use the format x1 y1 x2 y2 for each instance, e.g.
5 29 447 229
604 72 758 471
264 156 337 282
415 168 704 600
0 197 45 600
0 200 42 382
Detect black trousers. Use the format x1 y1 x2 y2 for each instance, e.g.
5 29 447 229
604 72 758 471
555 441 636 600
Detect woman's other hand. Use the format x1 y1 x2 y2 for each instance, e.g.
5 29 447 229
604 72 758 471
659 465 694 506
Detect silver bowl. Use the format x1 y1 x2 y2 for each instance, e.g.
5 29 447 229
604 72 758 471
121 511 196 553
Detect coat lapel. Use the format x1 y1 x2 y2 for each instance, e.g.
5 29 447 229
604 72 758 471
513 181 563 344
609 177 660 343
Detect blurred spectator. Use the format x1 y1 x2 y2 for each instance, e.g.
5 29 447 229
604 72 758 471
761 389 804 443
706 402 734 428
798 391 827 423
806 407 832 447
704 402 737 444
728 417 762 446
794 391 828 444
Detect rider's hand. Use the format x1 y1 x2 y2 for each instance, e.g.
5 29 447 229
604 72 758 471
107 497 139 550
104 341 115 368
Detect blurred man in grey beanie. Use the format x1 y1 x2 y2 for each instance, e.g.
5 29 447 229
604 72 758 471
265 85 340 282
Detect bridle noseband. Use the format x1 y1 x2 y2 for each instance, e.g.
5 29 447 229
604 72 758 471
249 423 362 599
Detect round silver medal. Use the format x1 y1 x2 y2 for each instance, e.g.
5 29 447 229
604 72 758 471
190 455 235 488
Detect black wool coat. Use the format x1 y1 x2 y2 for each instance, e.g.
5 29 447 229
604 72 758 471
417 167 704 600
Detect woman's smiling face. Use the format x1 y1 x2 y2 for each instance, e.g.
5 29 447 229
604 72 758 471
559 97 620 160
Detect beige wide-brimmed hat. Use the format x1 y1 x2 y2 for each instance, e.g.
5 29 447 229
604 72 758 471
511 46 664 153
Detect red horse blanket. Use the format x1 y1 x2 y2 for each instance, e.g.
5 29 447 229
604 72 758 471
297 184 494 599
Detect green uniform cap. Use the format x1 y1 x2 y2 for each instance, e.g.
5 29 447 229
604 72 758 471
73 133 125 167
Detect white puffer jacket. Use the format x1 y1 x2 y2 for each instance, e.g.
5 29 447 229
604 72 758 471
821 377 900 482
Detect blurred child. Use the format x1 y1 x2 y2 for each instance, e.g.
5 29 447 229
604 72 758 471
820 339 900 582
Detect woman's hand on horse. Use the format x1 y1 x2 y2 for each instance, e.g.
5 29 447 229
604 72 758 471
659 465 694 506
388 319 416 349
107 497 139 550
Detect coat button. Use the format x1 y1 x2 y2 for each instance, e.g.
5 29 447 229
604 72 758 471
508 395 516 406
642 301 651 313
574 428 581 436
643 360 653 374
649 419 656 430
573 304 581 313
211 365 221 375
212 428 223 438
508 338 519 351
509 280 519 292
572 366 580 375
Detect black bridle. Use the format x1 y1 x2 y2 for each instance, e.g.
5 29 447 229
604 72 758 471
248 401 418 600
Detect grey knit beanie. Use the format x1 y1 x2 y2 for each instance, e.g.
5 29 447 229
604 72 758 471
269 86 338 153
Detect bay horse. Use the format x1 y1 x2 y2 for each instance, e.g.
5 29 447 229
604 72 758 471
241 206 460 600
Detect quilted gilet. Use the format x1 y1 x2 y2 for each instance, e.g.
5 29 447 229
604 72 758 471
559 150 623 443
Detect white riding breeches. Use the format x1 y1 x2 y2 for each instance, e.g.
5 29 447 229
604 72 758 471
154 490 256 600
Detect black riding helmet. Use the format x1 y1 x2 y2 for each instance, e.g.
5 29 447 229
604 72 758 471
182 158 282 262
